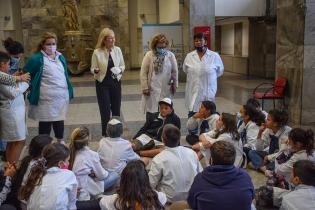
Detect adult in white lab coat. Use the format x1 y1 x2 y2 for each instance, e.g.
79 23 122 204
140 33 178 119
149 124 203 202
183 32 224 114
0 51 29 163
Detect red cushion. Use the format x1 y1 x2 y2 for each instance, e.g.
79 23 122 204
254 91 283 99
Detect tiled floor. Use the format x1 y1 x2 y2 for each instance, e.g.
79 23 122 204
25 70 268 188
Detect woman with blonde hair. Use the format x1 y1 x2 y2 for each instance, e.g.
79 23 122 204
140 33 178 120
24 32 73 143
91 28 125 137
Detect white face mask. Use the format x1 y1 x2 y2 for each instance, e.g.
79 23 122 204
44 45 57 55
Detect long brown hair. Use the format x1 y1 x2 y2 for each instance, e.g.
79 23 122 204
114 160 165 210
68 127 90 170
18 143 69 201
215 113 240 141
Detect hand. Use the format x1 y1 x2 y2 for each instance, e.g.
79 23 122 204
4 162 16 177
142 89 150 96
263 155 269 164
94 67 100 74
193 112 203 119
17 73 30 82
77 187 82 197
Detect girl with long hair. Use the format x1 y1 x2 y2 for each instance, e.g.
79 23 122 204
99 160 166 210
19 143 77 210
69 127 118 201
193 113 244 167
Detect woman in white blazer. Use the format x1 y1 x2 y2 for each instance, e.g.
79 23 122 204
91 28 125 137
140 33 178 120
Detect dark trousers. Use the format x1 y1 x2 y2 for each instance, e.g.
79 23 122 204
248 150 275 170
96 78 121 136
38 120 64 139
76 200 101 210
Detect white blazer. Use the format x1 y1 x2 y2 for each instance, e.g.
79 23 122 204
90 46 125 82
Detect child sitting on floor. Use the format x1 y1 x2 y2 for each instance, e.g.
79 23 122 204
98 118 140 175
186 101 219 145
193 113 244 167
69 127 119 200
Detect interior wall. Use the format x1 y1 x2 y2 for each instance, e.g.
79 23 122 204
0 0 23 51
215 0 266 16
242 20 249 56
221 24 234 55
159 0 180 23
129 0 139 68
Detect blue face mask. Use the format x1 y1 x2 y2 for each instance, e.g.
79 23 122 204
9 56 20 75
156 47 166 55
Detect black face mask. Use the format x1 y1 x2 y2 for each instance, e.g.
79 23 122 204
195 46 206 52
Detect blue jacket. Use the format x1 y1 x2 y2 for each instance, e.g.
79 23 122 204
23 52 73 105
187 165 254 210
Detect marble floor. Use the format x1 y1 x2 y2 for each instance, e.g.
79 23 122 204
25 70 269 188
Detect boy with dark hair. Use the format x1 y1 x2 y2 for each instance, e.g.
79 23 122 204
149 124 202 202
280 160 315 210
187 141 254 210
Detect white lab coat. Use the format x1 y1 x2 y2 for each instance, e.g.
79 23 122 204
99 191 167 210
201 130 244 167
280 185 315 210
238 120 260 150
149 146 203 202
183 49 224 112
97 137 140 174
72 146 109 201
0 80 29 141
27 167 77 210
186 113 220 134
140 50 178 113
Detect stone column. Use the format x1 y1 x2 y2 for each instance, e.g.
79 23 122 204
188 0 215 50
276 0 315 127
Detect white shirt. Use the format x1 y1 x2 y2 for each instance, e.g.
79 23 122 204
280 185 315 210
27 167 77 210
183 49 224 112
28 50 69 121
90 46 125 82
201 130 244 167
97 137 140 174
238 120 260 150
99 191 167 210
149 146 203 202
186 113 220 134
72 147 109 201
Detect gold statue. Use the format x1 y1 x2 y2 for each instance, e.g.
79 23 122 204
62 0 79 31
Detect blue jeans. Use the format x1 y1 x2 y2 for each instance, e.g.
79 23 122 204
248 150 274 170
104 171 119 191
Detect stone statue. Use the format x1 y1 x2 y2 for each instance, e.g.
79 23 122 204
62 0 79 31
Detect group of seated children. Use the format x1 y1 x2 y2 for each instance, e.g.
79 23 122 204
1 90 314 210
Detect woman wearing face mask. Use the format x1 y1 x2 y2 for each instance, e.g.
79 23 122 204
2 37 24 75
24 32 73 143
183 32 224 117
140 33 178 120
